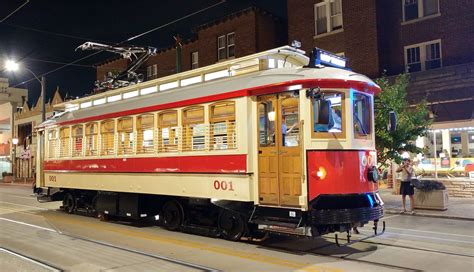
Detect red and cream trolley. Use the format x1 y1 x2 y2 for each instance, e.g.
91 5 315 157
36 46 384 241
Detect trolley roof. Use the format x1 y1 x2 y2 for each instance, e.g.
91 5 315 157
43 46 379 128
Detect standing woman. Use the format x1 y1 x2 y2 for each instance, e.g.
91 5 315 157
397 158 415 214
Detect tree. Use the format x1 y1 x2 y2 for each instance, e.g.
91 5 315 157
374 74 431 167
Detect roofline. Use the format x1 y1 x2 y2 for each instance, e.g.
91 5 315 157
45 78 379 128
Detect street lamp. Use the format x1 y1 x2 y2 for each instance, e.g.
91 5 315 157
3 59 46 122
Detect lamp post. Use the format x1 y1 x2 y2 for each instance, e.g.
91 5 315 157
12 138 18 182
4 59 46 122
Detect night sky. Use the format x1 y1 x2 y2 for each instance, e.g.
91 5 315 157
0 0 286 106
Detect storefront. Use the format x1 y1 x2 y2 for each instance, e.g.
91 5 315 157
412 120 474 180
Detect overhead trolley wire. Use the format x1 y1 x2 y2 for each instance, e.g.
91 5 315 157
12 0 227 88
0 0 30 23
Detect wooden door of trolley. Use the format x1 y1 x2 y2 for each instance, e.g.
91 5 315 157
257 93 302 207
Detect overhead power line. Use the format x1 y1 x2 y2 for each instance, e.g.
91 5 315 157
1 21 115 43
26 57 95 68
0 0 30 23
13 0 226 88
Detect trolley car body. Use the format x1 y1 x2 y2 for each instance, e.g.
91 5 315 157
36 46 383 239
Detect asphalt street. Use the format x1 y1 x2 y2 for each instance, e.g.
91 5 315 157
0 184 473 271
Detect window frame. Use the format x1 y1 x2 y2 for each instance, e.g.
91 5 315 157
402 0 440 22
191 51 199 69
117 116 134 155
182 106 206 151
209 101 236 150
158 110 179 152
314 0 343 37
85 122 98 156
217 32 235 61
136 114 155 154
310 90 346 139
72 124 84 157
352 92 373 140
404 39 442 72
100 119 116 156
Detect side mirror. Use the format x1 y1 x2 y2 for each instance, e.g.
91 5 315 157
315 99 331 125
388 111 397 132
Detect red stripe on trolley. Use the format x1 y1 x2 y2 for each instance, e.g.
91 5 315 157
44 154 247 174
57 78 380 126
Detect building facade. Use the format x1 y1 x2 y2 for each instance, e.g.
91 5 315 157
0 78 27 176
97 7 286 82
11 88 63 180
94 1 473 191
288 0 474 191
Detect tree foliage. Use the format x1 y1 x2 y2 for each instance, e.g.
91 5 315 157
374 74 431 167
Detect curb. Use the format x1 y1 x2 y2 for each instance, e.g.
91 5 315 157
385 209 474 221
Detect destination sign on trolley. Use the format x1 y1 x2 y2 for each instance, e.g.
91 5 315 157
309 48 348 69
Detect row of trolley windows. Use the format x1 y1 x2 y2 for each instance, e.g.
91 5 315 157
47 102 236 158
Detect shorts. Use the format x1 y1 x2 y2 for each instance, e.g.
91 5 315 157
400 181 414 196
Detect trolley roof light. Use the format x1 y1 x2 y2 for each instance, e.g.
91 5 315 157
308 48 348 69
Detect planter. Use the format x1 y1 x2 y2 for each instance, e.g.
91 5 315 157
414 189 449 210
2 176 13 183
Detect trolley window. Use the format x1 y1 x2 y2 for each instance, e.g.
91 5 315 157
182 106 205 151
47 128 58 158
59 127 70 157
100 119 115 155
258 100 276 147
353 92 372 138
85 122 98 156
210 102 236 150
72 125 83 157
118 117 134 154
312 91 345 138
158 111 178 152
137 114 154 154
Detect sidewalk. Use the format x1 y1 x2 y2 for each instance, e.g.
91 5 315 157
0 178 34 187
379 188 474 221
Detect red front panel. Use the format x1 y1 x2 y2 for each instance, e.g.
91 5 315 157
44 154 247 174
307 150 377 201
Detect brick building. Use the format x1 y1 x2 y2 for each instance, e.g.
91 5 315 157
288 0 474 188
95 1 473 184
96 7 286 82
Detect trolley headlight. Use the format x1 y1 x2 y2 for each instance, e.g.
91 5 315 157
312 166 327 180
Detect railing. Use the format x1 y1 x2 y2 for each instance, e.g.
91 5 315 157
46 122 237 159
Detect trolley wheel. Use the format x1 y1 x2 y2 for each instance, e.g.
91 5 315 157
162 200 184 231
218 210 246 241
63 192 76 214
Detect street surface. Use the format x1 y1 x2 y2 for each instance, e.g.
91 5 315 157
0 185 473 271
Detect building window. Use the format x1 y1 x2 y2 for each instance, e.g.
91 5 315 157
153 64 157 76
314 0 343 36
217 32 235 61
191 51 199 69
405 40 441 72
403 0 439 22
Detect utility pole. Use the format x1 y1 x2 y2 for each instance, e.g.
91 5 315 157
41 76 46 121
